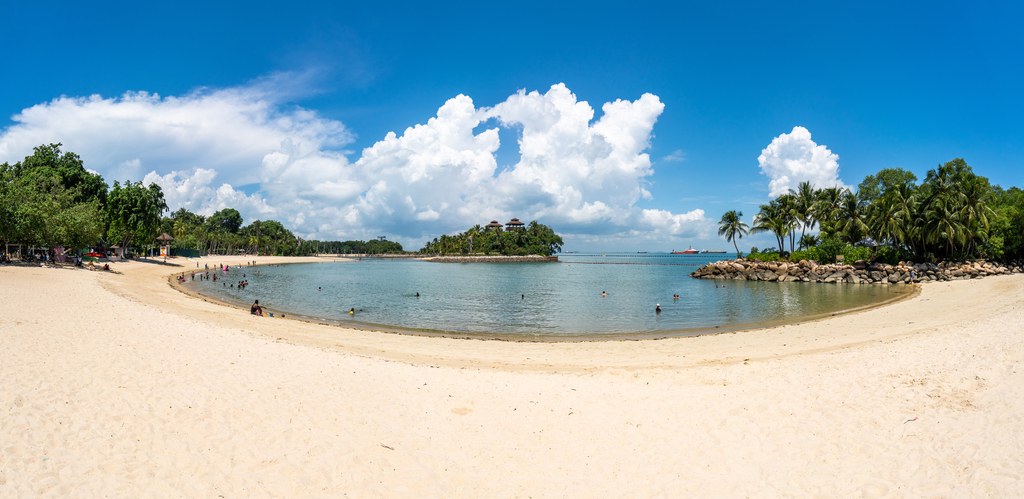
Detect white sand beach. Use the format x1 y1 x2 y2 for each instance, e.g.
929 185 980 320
2 256 1023 497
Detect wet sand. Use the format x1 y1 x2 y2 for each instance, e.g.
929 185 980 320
2 255 1023 496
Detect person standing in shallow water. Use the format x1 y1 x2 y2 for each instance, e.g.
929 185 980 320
655 304 661 314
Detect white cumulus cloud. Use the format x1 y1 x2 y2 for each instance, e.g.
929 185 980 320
0 81 714 248
758 126 847 197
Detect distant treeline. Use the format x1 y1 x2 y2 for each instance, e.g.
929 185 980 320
0 143 407 257
162 209 404 256
311 239 405 254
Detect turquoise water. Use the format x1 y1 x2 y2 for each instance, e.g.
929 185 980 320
184 253 908 339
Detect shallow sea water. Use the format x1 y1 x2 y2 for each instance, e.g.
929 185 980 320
185 253 909 339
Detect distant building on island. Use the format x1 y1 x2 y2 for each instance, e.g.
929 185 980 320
485 218 527 231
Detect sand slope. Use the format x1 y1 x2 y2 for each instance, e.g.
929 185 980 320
2 257 1023 497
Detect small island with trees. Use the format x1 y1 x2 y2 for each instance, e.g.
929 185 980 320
418 218 564 262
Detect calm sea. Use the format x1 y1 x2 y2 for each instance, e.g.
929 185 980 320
184 253 909 339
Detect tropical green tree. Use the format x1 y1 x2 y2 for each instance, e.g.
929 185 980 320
12 143 108 206
717 210 749 255
815 187 845 225
790 181 819 249
751 199 792 254
1 150 107 253
106 180 168 251
857 168 917 206
835 190 870 244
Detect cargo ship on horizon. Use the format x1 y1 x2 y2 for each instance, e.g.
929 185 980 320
671 246 699 254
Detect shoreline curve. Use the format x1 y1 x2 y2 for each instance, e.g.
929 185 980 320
169 258 920 342
86 254 991 373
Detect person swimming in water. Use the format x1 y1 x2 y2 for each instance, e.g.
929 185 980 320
349 308 355 315
415 292 419 297
602 291 607 297
655 304 661 313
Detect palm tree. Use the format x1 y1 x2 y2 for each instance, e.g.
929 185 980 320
752 199 791 254
790 181 819 249
778 193 799 253
717 210 749 256
816 187 845 225
836 190 870 243
798 234 819 250
173 218 191 240
958 175 995 256
925 194 967 258
868 194 900 249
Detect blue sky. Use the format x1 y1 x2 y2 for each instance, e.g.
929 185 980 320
2 1 1021 251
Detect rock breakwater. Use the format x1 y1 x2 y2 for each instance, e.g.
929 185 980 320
690 258 1024 284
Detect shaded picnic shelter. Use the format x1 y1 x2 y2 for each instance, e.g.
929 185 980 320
156 233 174 256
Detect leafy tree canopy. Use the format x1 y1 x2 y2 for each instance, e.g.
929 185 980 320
857 167 918 205
208 208 243 233
12 143 108 206
107 180 168 249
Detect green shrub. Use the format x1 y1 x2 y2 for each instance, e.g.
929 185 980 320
789 248 819 262
745 251 780 262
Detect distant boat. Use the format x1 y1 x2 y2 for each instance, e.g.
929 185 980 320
671 246 699 254
637 251 647 253
701 249 727 254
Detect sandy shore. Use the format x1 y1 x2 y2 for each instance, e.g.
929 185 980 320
2 255 1023 497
